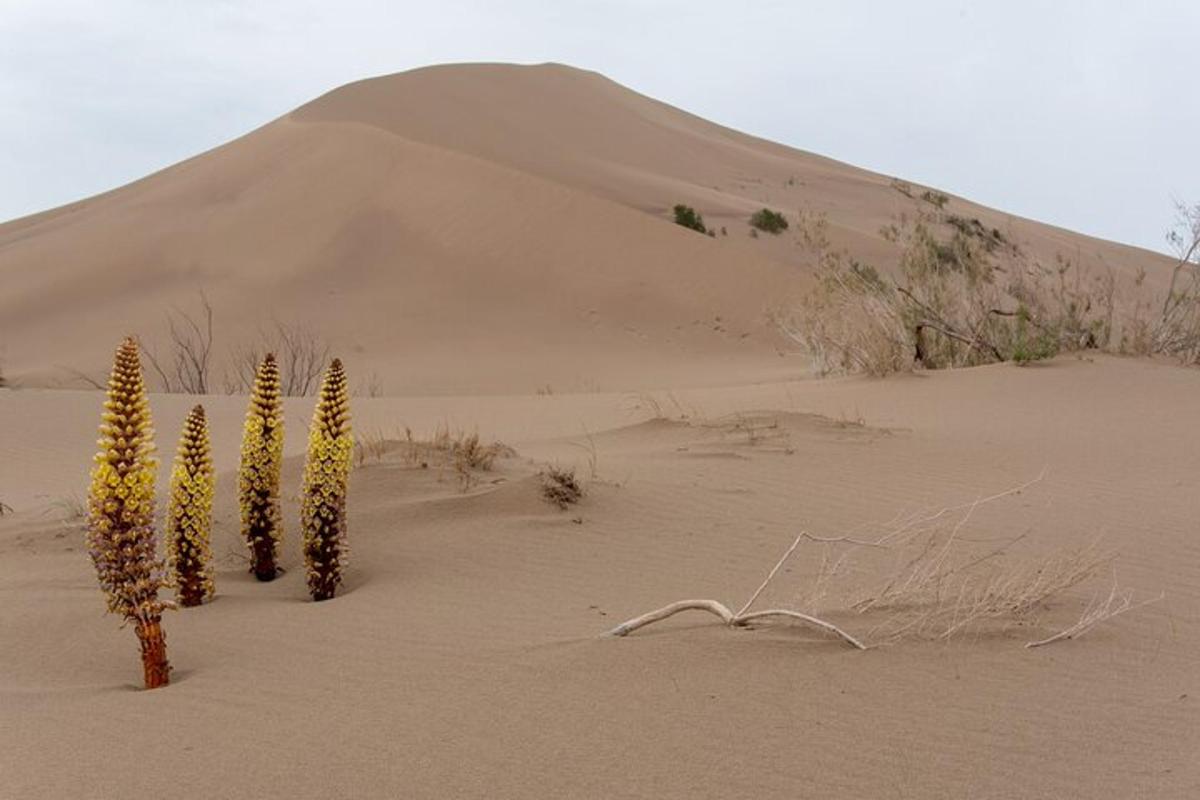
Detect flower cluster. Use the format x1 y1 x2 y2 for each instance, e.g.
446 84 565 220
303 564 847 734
86 337 170 688
301 359 353 601
239 354 284 581
168 404 215 606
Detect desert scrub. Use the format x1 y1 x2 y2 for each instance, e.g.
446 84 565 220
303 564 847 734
85 337 171 688
672 204 708 234
750 207 789 234
301 359 353 601
239 353 284 581
540 466 582 509
167 404 215 606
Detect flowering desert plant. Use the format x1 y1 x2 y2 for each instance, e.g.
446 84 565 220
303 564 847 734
301 359 353 601
85 337 171 688
239 353 284 581
167 404 215 606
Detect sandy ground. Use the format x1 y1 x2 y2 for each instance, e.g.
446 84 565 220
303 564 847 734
1 354 1197 799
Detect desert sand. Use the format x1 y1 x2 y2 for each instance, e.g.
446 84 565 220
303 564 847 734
1 64 1197 799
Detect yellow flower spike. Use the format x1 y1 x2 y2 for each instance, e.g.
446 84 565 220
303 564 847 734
85 337 170 690
167 405 215 607
301 359 353 602
238 353 284 582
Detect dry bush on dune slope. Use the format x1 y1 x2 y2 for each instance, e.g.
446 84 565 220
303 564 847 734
775 201 1200 375
609 473 1158 650
75 291 331 396
142 292 215 394
225 322 330 397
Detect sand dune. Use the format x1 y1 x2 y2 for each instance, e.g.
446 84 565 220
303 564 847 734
0 63 1173 394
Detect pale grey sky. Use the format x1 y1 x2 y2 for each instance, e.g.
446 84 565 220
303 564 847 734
1 0 1195 253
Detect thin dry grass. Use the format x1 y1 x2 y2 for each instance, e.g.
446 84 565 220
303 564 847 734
609 472 1157 650
355 425 515 491
352 427 391 469
1026 578 1163 648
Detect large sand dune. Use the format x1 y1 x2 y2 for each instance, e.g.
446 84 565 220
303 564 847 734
0 63 1173 393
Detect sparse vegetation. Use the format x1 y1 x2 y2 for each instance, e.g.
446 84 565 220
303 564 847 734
920 189 950 209
50 494 87 526
352 427 390 469
608 472 1155 649
358 426 514 487
85 337 171 689
226 322 330 397
167 405 215 607
750 207 789 235
672 204 708 234
541 466 583 509
143 291 215 394
238 354 284 581
774 202 1200 375
301 359 353 602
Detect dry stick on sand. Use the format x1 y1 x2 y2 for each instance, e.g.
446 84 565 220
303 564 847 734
608 470 1049 651
608 470 1155 650
605 531 868 650
1026 579 1163 648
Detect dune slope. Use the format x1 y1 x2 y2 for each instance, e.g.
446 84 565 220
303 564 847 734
0 63 1174 393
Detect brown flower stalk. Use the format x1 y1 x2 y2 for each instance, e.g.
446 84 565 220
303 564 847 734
238 353 284 581
85 337 171 688
301 359 353 601
167 404 215 606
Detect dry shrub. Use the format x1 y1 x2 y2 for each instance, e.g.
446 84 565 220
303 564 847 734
226 322 330 397
790 476 1130 644
854 537 1111 643
776 202 1200 375
352 428 391 469
143 291 214 394
50 494 87 526
122 290 332 396
609 473 1157 650
448 431 505 470
540 466 583 509
366 426 513 491
698 412 793 451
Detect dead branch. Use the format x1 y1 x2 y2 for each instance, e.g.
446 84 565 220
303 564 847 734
1026 581 1163 648
142 290 215 393
225 321 329 396
58 366 105 390
606 532 867 649
606 599 735 635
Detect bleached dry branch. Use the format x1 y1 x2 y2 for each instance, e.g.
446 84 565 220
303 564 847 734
606 532 867 649
1026 581 1163 648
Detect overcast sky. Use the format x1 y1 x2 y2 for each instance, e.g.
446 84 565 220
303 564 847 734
1 1 1195 253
